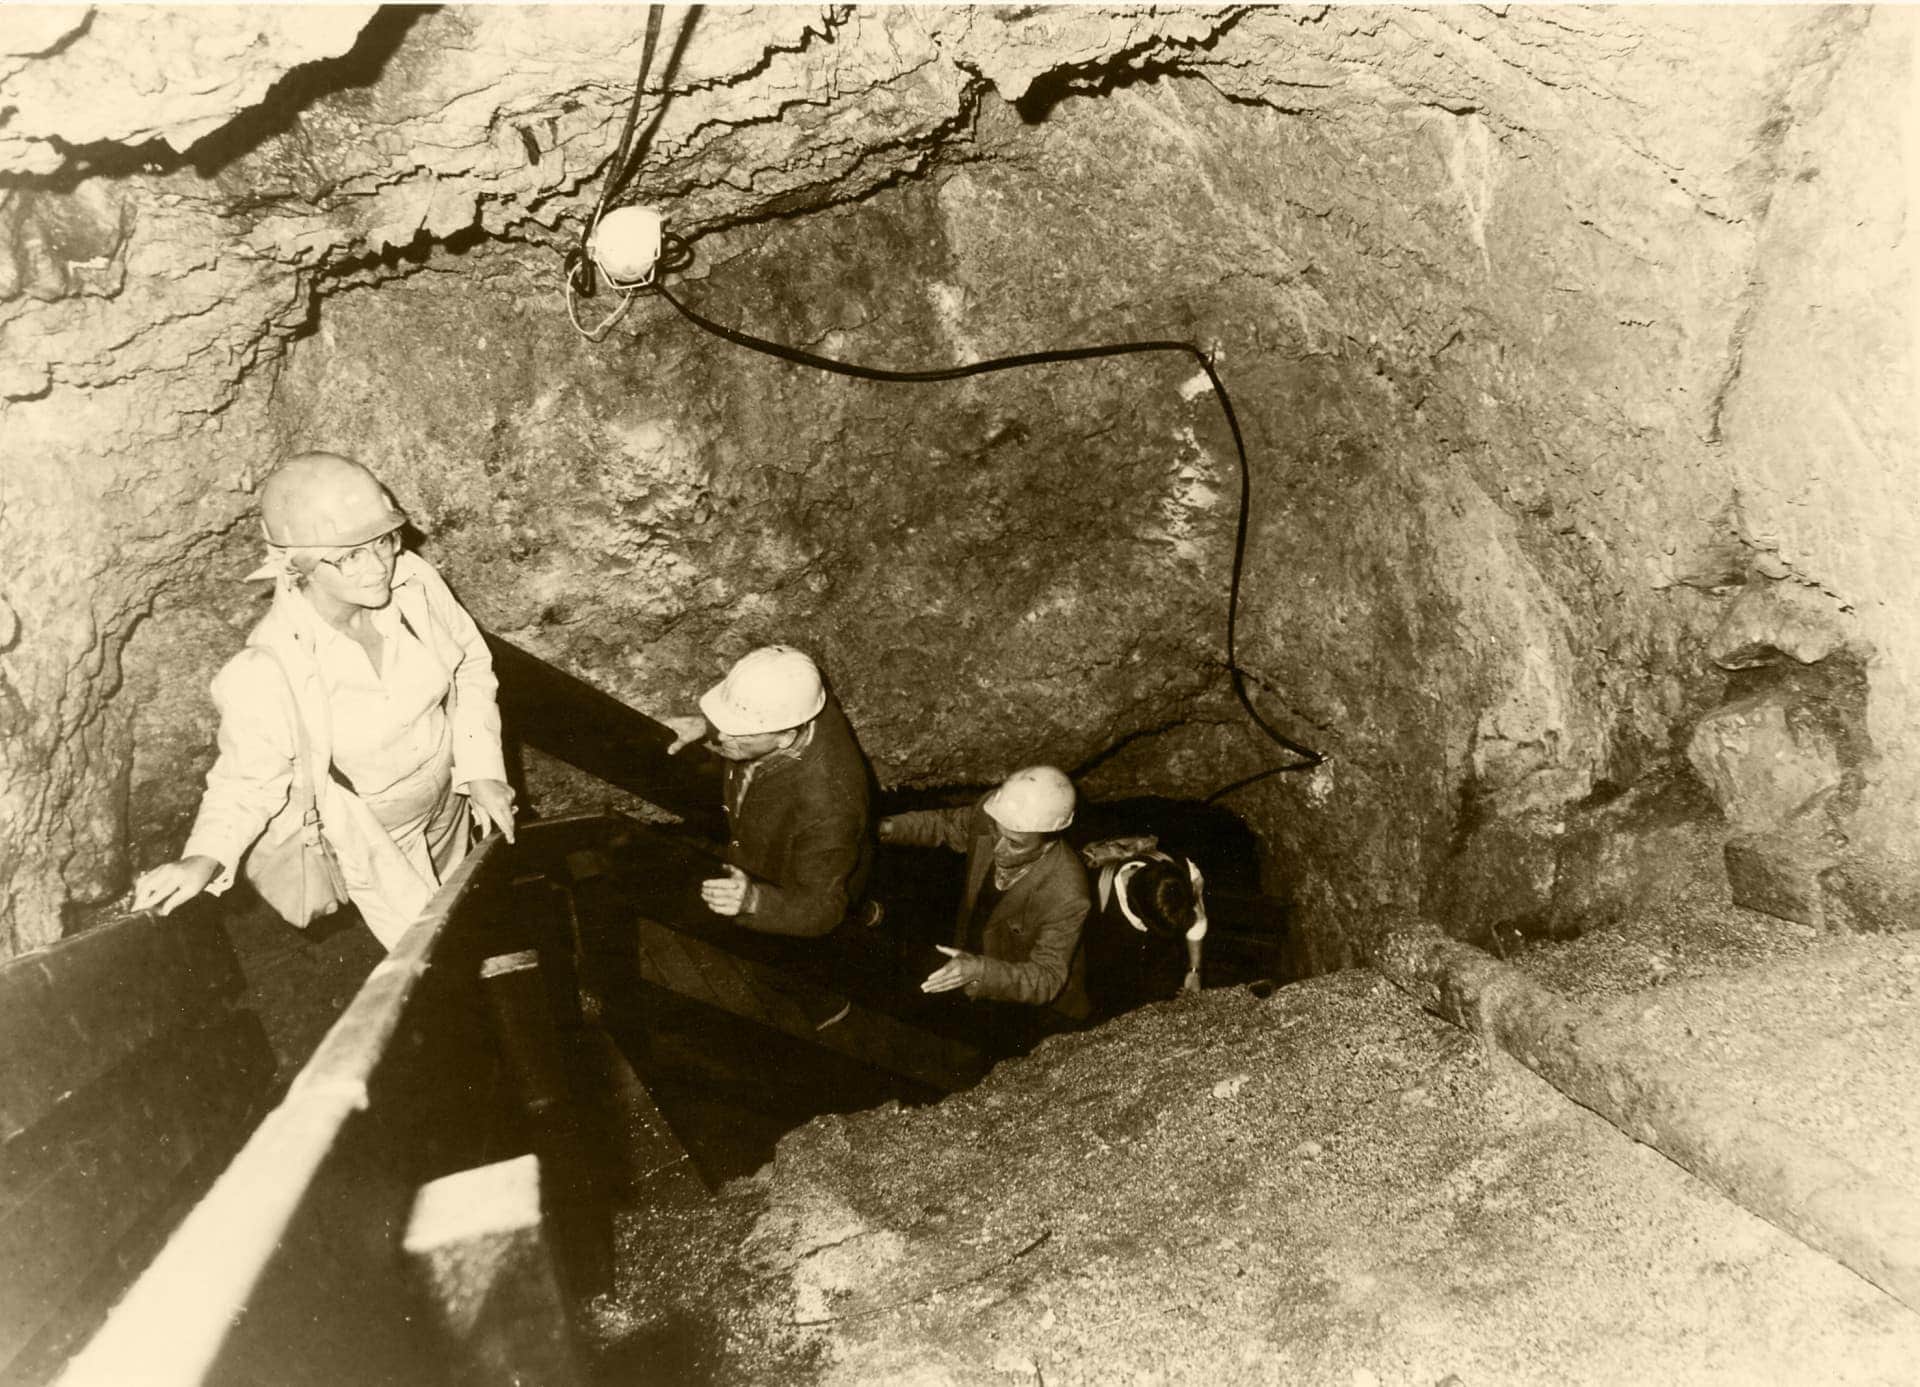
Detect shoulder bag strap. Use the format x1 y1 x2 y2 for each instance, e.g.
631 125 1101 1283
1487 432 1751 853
254 646 322 830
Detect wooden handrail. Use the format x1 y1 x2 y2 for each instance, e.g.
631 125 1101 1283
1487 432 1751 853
486 635 724 837
57 837 518 1387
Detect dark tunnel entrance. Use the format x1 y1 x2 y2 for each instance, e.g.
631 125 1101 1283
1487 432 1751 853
593 793 1290 1185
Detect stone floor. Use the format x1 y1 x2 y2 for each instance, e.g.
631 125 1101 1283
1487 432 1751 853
583 900 1920 1386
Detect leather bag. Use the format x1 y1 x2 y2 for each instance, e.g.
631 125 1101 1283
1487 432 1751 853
242 647 349 927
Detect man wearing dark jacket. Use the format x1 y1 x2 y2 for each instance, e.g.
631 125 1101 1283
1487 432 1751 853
665 645 873 940
879 766 1091 1049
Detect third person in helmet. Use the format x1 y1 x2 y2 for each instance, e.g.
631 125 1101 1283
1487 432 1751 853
878 765 1092 1055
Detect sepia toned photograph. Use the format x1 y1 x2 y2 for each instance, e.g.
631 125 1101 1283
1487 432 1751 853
1 4 1914 1384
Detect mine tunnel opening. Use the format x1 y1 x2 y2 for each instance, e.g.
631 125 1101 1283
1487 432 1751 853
585 787 1290 1187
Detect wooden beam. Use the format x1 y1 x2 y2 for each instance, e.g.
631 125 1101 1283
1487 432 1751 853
0 907 248 1143
632 921 986 1092
564 1023 706 1199
0 1009 274 1371
481 953 612 1298
0 903 273 1383
486 635 724 835
403 1155 582 1387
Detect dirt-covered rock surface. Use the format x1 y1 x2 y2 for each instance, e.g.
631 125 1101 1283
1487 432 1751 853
1518 886 1920 1210
585 954 1920 1386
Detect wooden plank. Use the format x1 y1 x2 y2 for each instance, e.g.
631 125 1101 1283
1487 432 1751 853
403 1155 583 1387
57 839 513 1387
487 635 725 836
505 877 587 1034
630 924 985 1092
482 953 570 1107
481 954 612 1298
288 839 519 1175
820 1003 988 1093
723 949 823 1036
1 1151 235 1387
563 1024 706 1199
0 908 247 1142
676 928 785 1025
0 1009 274 1371
634 923 727 1010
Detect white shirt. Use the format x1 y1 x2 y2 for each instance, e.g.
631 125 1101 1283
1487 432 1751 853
308 600 453 798
1101 855 1210 942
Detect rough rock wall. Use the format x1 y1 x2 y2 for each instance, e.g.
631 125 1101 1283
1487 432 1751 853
1713 8 1918 849
8 3 1227 948
2 6 1911 966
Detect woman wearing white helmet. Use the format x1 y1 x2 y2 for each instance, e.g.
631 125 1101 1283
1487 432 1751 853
131 452 515 947
879 765 1092 1052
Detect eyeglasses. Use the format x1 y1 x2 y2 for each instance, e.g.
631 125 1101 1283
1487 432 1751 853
318 531 399 574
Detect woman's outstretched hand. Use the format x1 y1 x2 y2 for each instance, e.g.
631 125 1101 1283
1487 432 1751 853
467 779 518 843
131 856 221 915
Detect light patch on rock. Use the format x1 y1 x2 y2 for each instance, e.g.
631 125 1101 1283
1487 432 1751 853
1155 426 1224 568
1306 761 1336 807
1707 578 1849 669
792 1226 909 1326
1422 464 1598 816
1020 590 1081 624
1686 694 1843 834
743 1186 908 1327
1440 110 1497 276
924 281 977 358
0 7 380 175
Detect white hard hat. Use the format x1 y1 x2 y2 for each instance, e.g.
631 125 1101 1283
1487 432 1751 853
699 645 827 736
984 766 1076 834
257 452 406 548
590 205 664 287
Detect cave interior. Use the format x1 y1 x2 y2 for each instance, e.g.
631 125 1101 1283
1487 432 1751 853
3 4 1919 1384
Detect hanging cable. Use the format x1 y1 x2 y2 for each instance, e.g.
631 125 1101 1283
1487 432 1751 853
565 4 668 304
597 4 667 219
558 8 1323 789
646 279 1326 781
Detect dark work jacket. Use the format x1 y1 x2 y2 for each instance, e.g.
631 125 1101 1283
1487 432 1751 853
887 797 1091 1020
724 694 873 938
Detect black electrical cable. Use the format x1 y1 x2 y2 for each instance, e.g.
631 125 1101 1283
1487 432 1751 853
567 10 1319 794
568 4 667 298
599 4 665 216
647 275 1326 783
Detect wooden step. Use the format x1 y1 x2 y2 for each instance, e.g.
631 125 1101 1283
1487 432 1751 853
632 921 986 1092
